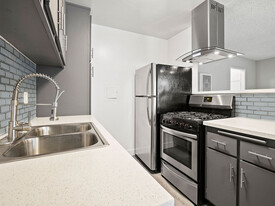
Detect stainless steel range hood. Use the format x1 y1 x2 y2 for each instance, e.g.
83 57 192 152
177 0 243 64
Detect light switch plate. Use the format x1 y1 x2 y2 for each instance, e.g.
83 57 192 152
106 87 118 99
23 92 28 104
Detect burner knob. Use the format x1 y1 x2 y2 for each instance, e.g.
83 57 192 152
162 119 166 124
175 122 179 126
180 123 184 128
168 120 172 124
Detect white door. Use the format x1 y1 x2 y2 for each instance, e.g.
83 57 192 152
230 68 246 91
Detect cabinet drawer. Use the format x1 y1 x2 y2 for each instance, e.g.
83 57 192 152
240 141 275 172
206 132 237 156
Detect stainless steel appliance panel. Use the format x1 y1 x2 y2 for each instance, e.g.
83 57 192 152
135 63 156 97
189 94 234 109
157 65 191 113
135 96 157 170
162 161 198 205
161 126 198 180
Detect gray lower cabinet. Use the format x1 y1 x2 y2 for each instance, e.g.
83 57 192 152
205 129 275 206
239 160 275 206
206 148 237 206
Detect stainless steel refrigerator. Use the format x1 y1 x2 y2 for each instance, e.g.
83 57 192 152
135 63 192 172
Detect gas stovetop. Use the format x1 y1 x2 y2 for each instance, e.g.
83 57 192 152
163 111 228 122
161 111 229 133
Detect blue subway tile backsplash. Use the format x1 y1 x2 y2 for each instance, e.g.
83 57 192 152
235 93 275 120
0 36 36 136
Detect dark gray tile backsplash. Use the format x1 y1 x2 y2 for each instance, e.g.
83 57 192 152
235 93 275 120
0 37 36 135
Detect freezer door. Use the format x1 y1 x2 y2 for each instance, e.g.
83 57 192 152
157 64 192 113
135 96 157 170
135 63 156 96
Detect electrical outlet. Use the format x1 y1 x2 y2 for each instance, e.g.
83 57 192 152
23 92 28 104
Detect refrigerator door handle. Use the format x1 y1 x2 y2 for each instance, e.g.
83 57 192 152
147 97 151 126
146 68 152 96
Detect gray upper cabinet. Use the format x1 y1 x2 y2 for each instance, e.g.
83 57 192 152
0 0 65 67
205 148 237 206
58 0 67 63
239 160 275 206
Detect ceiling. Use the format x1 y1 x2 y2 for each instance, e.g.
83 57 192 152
69 0 275 61
225 0 275 60
68 0 204 39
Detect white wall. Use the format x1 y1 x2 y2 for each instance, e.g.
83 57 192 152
198 57 257 91
167 27 191 65
166 27 198 93
256 57 275 89
91 24 168 154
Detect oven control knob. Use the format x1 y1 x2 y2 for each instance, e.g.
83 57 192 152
175 122 179 126
168 120 172 124
184 124 192 130
162 119 166 124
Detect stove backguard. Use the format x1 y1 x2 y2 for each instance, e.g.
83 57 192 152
189 94 234 117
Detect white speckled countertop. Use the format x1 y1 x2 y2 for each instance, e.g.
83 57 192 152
203 117 275 140
0 115 174 206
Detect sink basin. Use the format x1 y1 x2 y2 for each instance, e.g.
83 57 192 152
27 122 92 137
3 122 108 158
4 132 103 157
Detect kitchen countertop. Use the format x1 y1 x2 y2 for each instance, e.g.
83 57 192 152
0 115 174 206
203 117 275 141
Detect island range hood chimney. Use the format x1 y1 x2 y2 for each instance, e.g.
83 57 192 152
177 0 243 64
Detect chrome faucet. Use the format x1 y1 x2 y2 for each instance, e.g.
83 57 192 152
7 73 64 143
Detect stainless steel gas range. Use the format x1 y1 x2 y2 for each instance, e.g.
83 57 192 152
160 94 234 205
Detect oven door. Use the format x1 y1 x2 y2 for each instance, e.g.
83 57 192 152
161 126 198 181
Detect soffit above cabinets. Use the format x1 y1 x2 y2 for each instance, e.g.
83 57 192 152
0 0 64 67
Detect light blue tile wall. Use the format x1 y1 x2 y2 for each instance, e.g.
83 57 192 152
235 93 275 120
0 37 36 135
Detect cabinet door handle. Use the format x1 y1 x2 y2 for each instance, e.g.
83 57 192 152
240 168 245 188
229 163 234 182
248 151 272 160
211 139 227 146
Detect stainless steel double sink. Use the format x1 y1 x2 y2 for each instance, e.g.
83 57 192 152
1 122 108 161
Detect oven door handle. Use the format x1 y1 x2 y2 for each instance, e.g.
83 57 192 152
161 125 197 140
162 162 197 186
